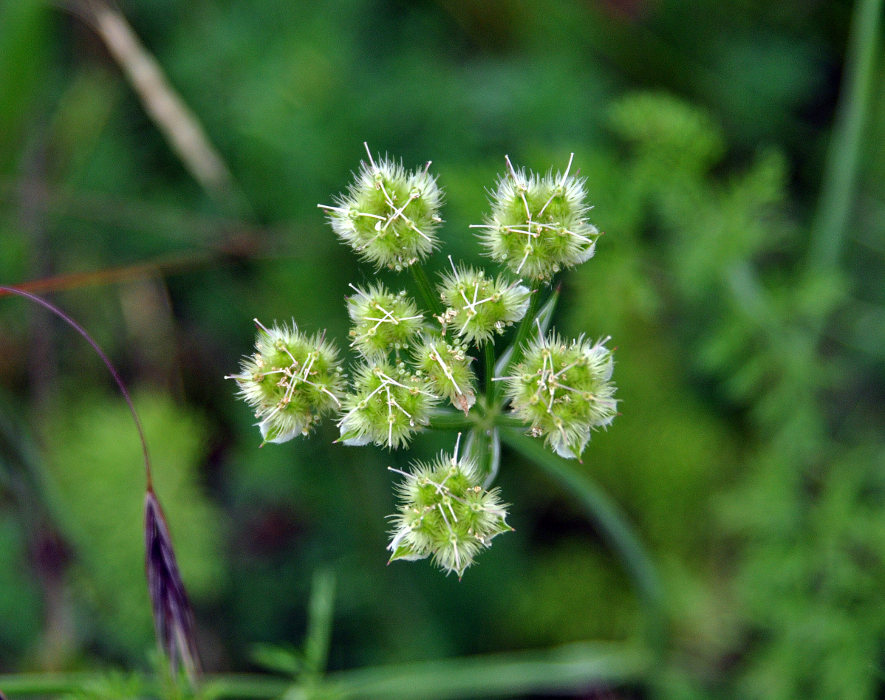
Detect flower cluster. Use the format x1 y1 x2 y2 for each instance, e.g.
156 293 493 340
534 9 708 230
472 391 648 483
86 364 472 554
500 332 617 459
473 154 599 281
230 147 617 577
387 440 512 578
226 320 345 445
320 144 442 271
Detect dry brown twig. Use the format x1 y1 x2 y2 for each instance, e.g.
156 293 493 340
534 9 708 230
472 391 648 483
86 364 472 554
61 0 250 216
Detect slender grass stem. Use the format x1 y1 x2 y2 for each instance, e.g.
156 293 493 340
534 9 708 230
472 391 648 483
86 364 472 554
806 0 883 274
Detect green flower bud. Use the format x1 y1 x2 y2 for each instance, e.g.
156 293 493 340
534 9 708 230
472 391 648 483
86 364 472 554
436 258 531 345
387 438 512 578
346 283 425 359
413 336 477 414
226 320 345 444
320 144 442 271
501 331 617 459
473 154 599 281
338 361 438 449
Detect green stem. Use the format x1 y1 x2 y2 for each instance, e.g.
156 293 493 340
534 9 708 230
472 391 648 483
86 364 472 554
507 287 542 368
427 408 475 431
483 340 496 401
806 0 883 273
410 263 442 317
499 429 666 664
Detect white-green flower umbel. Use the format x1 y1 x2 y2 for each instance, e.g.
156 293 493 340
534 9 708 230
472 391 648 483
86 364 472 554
347 283 424 359
226 320 345 445
473 154 599 281
320 143 442 271
338 361 437 449
437 258 530 344
387 438 512 578
413 336 477 414
500 331 617 459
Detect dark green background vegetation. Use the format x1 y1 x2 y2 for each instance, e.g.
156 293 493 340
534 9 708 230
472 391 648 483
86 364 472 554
1 0 883 697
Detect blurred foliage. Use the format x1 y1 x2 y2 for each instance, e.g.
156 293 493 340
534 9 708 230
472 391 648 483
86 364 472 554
41 391 226 660
0 0 883 698
0 512 43 653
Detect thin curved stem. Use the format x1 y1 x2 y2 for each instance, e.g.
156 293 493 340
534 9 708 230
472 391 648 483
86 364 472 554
0 286 153 489
499 428 666 663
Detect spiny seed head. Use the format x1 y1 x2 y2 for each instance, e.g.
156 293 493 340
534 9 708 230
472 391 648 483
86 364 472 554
476 154 599 281
387 449 512 578
226 320 345 445
502 331 617 459
347 283 425 359
437 260 531 345
413 336 477 414
338 361 438 449
322 145 443 271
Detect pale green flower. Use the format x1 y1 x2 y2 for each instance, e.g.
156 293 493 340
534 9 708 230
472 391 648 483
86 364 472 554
387 439 511 577
473 154 599 281
321 144 442 270
227 320 345 444
501 331 617 459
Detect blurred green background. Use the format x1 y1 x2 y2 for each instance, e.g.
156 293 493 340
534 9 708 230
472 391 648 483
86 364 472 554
0 0 883 697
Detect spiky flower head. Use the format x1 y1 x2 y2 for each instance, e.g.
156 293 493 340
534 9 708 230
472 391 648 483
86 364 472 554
226 320 345 444
338 361 437 449
413 336 477 414
474 154 599 281
387 438 512 578
501 331 617 459
347 283 425 359
437 258 530 345
320 143 442 271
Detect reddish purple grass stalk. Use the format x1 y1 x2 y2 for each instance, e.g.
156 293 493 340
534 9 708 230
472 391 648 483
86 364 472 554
0 286 200 683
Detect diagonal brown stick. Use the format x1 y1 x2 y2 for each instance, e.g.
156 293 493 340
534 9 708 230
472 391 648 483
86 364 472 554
0 248 232 298
77 0 250 215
